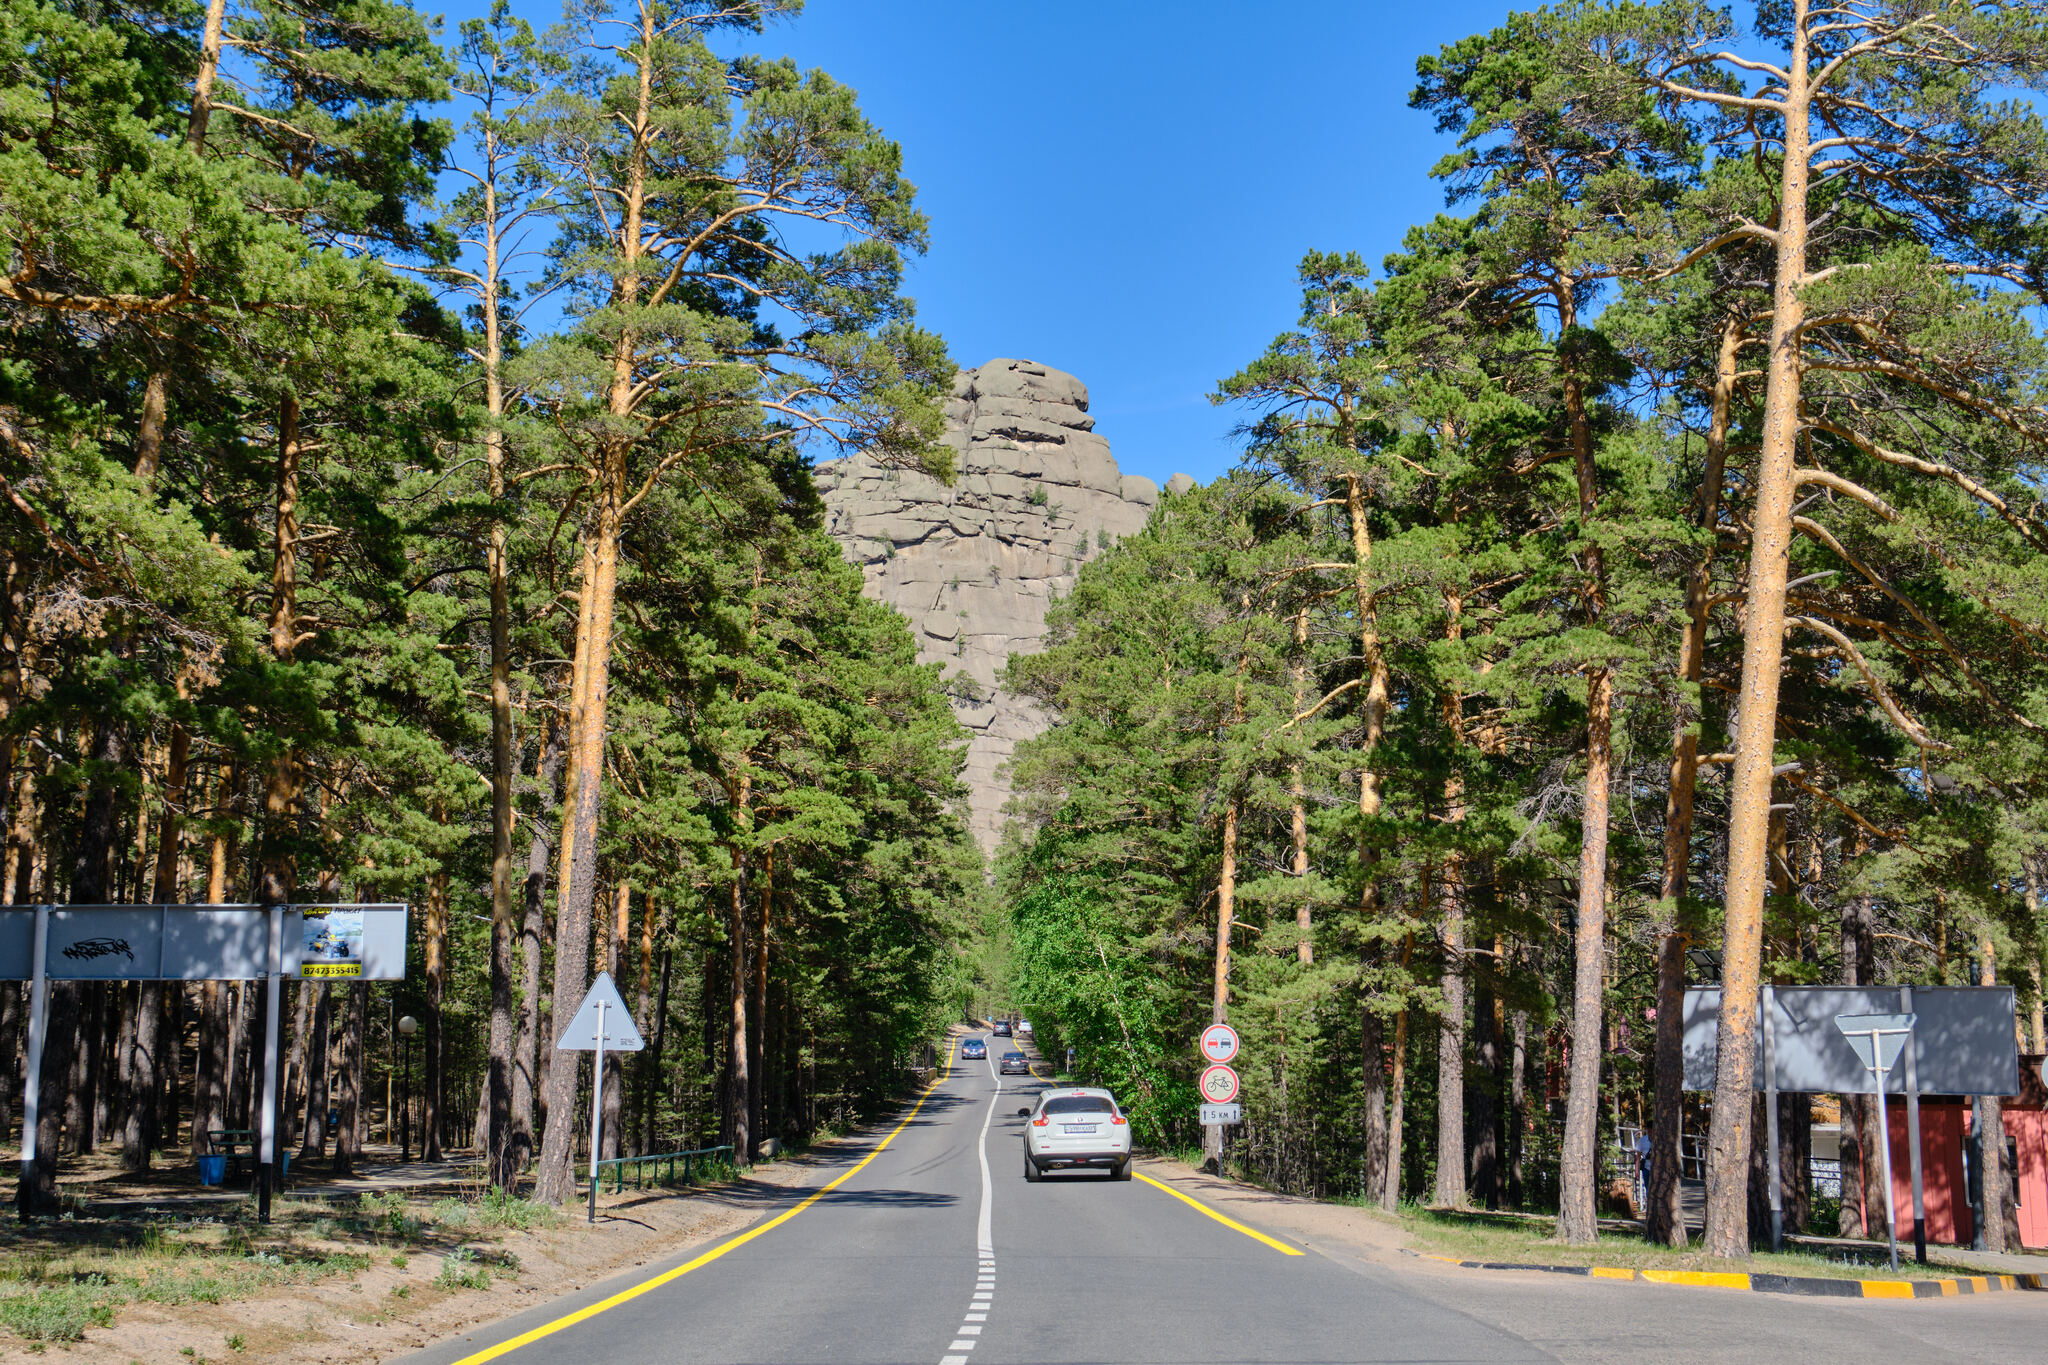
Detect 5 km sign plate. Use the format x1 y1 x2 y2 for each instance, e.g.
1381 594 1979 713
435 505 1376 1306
1199 1064 1240 1104
1199 1023 1240 1064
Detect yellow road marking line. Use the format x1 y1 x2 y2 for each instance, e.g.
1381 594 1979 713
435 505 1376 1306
1640 1269 1750 1290
1132 1171 1303 1256
447 1050 956 1365
1590 1266 1637 1280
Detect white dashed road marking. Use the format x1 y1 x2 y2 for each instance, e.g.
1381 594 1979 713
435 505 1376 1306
939 1045 1003 1365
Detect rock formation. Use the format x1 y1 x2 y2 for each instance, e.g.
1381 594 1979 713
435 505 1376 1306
815 359 1170 851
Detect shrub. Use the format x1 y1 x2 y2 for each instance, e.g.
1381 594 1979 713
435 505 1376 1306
0 1284 117 1342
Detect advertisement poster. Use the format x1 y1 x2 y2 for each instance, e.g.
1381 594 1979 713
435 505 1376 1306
300 908 364 978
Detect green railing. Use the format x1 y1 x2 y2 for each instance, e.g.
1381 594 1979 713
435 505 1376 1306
590 1144 737 1194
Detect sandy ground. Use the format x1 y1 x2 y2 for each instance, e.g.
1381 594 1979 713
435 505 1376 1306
0 1152 835 1365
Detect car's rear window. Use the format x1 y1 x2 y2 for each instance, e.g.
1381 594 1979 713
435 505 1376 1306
1004 1052 1024 1059
1042 1096 1114 1115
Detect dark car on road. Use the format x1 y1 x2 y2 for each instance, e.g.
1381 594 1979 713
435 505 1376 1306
961 1038 987 1060
992 1020 1014 1037
999 1051 1030 1076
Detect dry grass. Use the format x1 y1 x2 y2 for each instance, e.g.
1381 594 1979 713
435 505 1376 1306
0 1190 557 1345
1374 1204 2021 1282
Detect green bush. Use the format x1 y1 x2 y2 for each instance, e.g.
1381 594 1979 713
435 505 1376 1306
434 1250 491 1292
0 1284 117 1342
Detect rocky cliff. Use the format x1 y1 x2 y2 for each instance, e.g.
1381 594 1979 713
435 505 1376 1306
814 359 1171 851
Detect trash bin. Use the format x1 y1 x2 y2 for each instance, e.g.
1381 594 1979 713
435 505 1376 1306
197 1154 227 1186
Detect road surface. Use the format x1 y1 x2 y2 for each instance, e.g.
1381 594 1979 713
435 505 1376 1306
402 1042 2045 1365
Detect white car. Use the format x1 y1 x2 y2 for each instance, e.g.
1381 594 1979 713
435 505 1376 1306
1017 1019 1033 1036
1021 1087 1131 1181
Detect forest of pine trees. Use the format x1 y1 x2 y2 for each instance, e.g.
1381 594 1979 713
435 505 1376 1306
1000 1 2048 1256
0 0 977 1210
8 0 2048 1263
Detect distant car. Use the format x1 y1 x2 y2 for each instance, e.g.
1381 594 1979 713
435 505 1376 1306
1017 1019 1033 1036
999 1051 1030 1075
992 1020 1014 1037
961 1038 987 1060
1022 1087 1131 1181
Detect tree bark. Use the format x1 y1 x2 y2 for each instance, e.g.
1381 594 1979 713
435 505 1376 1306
601 880 628 1159
1204 793 1240 1172
1288 610 1312 965
1434 877 1467 1208
1555 271 1612 1246
1650 314 1743 1248
481 154 521 1192
1558 670 1612 1244
333 983 365 1174
1707 0 1814 1261
423 864 447 1161
534 512 620 1203
297 985 331 1159
1380 930 1414 1210
514 719 564 1176
749 854 771 1156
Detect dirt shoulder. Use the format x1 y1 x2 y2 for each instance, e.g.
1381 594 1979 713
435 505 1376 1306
0 1152 842 1364
1133 1156 2047 1285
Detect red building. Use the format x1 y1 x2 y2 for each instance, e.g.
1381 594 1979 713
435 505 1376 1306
1877 1056 2047 1249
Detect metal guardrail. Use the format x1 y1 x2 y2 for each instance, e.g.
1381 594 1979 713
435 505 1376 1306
589 1144 737 1194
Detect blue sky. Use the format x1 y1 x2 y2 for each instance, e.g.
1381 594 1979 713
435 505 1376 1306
440 0 1525 487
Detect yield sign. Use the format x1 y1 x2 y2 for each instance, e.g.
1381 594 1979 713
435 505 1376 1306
557 971 644 1052
1834 1012 1914 1079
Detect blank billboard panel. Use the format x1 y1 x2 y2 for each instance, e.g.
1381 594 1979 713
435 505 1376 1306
1683 986 2017 1097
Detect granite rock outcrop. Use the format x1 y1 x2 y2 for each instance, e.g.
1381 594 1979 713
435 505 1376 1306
815 359 1171 851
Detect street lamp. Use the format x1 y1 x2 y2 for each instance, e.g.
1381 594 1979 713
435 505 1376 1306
397 1015 418 1162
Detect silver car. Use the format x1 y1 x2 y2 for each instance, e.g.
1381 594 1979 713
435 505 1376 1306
1021 1087 1132 1181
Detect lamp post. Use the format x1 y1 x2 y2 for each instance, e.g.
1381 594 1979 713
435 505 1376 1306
397 1015 418 1162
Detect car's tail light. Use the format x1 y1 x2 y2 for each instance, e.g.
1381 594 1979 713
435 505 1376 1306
1111 1115 1126 1126
1032 1116 1048 1126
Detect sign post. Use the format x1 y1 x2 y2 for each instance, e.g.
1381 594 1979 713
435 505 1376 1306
557 972 644 1224
15 906 47 1221
1835 1012 1915 1271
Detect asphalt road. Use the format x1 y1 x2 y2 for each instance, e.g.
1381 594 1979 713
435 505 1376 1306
400 1041 2046 1365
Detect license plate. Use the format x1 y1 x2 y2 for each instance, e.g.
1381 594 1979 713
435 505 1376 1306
1062 1123 1095 1135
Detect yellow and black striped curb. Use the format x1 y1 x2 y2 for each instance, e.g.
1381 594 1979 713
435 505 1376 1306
1406 1251 2046 1299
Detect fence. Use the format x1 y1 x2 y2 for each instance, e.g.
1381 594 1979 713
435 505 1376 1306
588 1144 737 1194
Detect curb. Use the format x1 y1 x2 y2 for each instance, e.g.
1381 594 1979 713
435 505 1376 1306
1404 1251 2047 1299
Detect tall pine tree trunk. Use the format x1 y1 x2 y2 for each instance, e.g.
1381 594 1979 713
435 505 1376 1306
1650 315 1742 1248
297 986 331 1160
423 865 447 1161
1556 281 1612 1246
514 720 563 1177
334 984 366 1174
1708 0 1816 1260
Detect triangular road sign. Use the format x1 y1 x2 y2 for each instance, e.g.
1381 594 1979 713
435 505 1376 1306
1835 1012 1914 1076
557 971 644 1052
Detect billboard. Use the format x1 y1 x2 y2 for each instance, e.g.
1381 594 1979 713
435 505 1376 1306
0 905 408 981
1683 986 2018 1097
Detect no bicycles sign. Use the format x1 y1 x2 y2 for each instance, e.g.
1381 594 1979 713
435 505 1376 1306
1199 1063 1240 1104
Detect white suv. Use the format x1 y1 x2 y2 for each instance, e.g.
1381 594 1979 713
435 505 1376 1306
1021 1087 1132 1181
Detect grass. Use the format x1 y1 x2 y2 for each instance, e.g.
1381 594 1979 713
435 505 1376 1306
0 1187 542 1343
1375 1204 2023 1282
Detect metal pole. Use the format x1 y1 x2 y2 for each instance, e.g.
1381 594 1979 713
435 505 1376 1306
1763 984 1783 1251
16 906 48 1222
1900 985 1927 1264
1873 1052 1899 1272
256 906 283 1223
588 998 606 1225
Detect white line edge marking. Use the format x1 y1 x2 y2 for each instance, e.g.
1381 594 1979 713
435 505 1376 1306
977 1046 999 1258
